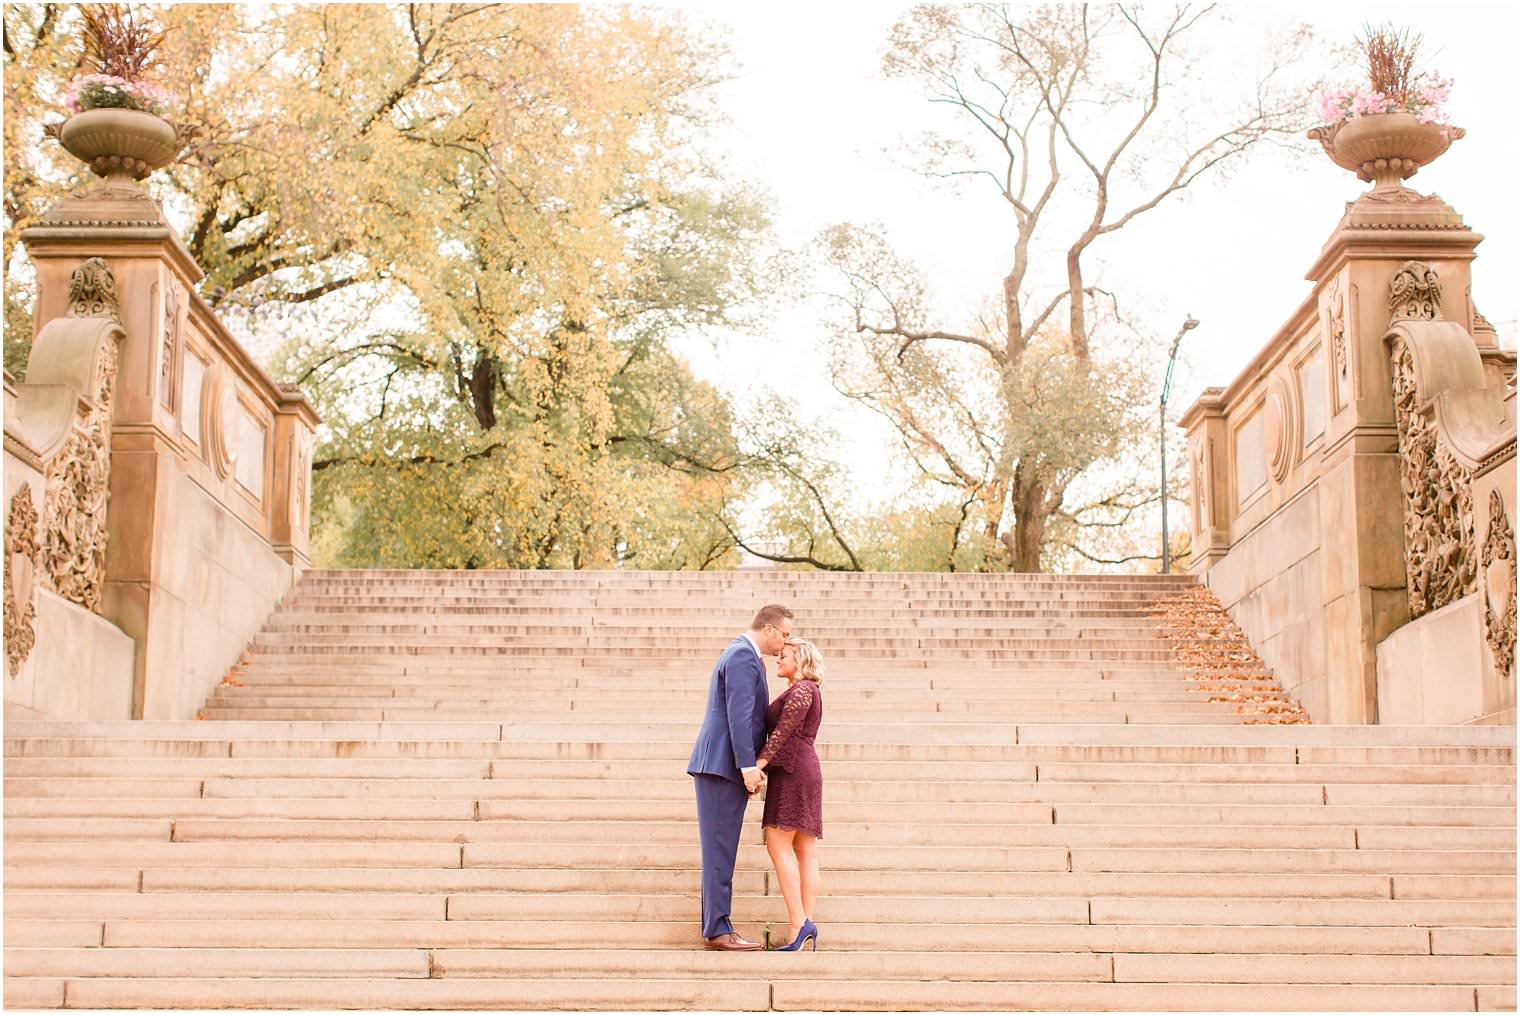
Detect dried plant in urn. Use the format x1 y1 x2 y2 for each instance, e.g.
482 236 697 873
1309 24 1463 192
46 3 186 183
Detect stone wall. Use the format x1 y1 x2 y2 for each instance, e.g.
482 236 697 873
5 374 136 718
1181 175 1516 725
6 162 319 721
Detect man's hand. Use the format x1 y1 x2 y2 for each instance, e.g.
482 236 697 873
744 770 765 795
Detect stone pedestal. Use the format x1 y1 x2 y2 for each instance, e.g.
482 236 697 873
13 172 319 720
1180 166 1515 724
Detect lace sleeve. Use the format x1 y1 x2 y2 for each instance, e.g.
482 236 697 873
759 683 814 766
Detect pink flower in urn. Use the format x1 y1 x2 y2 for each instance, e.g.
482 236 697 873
1315 25 1454 130
1348 86 1391 118
1415 73 1453 124
1317 87 1351 124
62 71 174 117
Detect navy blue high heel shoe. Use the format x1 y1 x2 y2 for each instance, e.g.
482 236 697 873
773 918 818 951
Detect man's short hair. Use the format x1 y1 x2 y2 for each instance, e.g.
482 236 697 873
750 604 794 630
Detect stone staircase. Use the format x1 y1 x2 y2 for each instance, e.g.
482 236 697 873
4 570 1515 1010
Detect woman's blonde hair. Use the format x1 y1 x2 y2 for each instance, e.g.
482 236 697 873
787 638 825 685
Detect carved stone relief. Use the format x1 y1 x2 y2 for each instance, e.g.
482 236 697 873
40 259 123 614
1263 381 1296 484
160 281 180 409
1481 490 1516 677
208 376 240 479
1206 439 1218 529
1191 440 1206 534
42 342 117 613
1389 337 1476 619
67 257 122 323
289 430 311 538
4 485 40 675
1327 275 1350 411
1389 260 1443 322
1348 282 1363 401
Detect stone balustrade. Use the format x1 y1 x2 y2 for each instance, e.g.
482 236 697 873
4 151 319 721
1180 171 1515 725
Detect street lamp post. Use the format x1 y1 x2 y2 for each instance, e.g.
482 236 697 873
1160 316 1199 574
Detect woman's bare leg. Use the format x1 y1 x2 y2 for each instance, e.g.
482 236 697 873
794 832 820 921
764 826 806 941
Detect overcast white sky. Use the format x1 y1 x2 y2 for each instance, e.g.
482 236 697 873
674 2 1519 512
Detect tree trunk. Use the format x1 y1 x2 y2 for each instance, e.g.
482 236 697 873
1002 271 1026 362
1066 249 1089 360
1003 470 1050 573
468 352 497 431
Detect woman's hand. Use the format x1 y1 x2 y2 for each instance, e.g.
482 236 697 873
756 759 768 771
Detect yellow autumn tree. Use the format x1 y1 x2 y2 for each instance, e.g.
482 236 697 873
5 4 768 568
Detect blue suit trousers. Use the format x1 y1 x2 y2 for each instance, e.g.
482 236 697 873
693 772 750 939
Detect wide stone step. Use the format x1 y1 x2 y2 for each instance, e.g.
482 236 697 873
280 587 1178 598
8 975 1509 1013
205 683 1222 702
274 596 1179 613
7 865 1512 900
283 588 1192 598
281 605 1175 621
11 720 1508 747
237 658 1197 674
6 918 1506 955
248 631 1175 648
243 645 1183 661
14 774 1506 806
17 794 1501 830
4 945 1511 990
264 613 1166 627
8 890 1511 927
3 839 1512 876
226 667 1218 684
9 814 1507 851
10 566 1513 1010
196 707 1252 725
202 694 1226 713
6 740 1512 772
256 614 1179 629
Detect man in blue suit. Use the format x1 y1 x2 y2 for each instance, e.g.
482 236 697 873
687 603 795 950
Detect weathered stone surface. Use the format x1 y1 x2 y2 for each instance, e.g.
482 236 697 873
3 570 1514 1009
1181 174 1513 728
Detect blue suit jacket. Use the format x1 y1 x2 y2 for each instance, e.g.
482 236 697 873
688 635 768 784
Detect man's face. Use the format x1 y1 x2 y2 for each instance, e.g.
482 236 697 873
759 618 793 656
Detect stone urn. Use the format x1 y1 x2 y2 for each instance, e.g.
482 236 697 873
1309 112 1464 193
45 107 185 183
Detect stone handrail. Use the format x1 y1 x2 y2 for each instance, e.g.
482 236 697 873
1175 177 1515 723
1384 260 1516 675
6 145 321 719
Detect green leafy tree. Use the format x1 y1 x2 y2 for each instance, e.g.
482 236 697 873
5 4 771 568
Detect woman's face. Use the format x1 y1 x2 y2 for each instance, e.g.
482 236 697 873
776 644 798 680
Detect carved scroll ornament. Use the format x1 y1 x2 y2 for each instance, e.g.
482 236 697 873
42 344 117 613
38 257 123 613
1389 260 1443 322
1481 490 1516 677
67 256 122 324
1389 336 1476 618
4 485 40 674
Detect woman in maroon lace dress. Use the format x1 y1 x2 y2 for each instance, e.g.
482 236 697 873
755 639 824 951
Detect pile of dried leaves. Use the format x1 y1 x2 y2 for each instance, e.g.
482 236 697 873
1150 586 1311 724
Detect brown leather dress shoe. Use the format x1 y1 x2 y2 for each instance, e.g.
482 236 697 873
703 932 762 951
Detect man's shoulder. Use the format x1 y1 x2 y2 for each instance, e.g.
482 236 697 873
718 636 762 671
721 634 757 656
